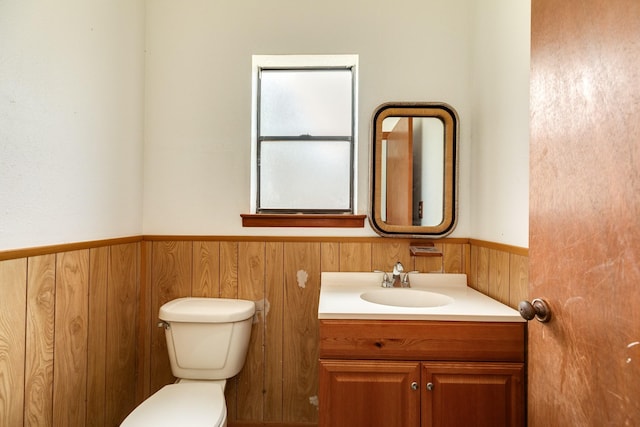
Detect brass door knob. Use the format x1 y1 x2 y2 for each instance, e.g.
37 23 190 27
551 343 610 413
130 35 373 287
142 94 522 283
518 298 551 323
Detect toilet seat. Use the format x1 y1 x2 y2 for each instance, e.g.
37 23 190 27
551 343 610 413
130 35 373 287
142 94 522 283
120 381 226 427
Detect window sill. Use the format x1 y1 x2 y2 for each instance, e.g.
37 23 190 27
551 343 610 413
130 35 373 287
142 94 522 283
241 214 366 228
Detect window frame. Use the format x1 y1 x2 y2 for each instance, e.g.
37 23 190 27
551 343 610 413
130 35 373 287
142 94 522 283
250 55 359 218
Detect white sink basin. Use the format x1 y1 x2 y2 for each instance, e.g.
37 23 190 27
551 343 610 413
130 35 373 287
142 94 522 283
360 288 454 308
318 272 525 321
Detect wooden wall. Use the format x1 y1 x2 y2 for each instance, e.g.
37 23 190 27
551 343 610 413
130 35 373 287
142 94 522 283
0 242 139 427
0 236 527 427
141 237 528 426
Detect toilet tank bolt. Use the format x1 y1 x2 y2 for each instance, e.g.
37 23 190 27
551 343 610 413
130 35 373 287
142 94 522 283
157 321 170 329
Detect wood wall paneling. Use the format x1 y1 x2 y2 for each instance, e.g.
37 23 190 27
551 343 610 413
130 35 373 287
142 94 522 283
193 241 220 297
105 243 139 425
136 241 152 403
320 242 340 272
509 254 529 308
53 250 89 426
0 237 527 427
87 247 108 427
338 242 371 272
0 258 27 426
25 254 56 427
488 249 511 305
283 242 321 423
236 242 266 421
150 241 192 393
264 242 284 422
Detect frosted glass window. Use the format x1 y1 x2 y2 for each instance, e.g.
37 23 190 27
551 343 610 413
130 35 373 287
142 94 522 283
259 140 351 210
260 70 352 136
256 65 355 213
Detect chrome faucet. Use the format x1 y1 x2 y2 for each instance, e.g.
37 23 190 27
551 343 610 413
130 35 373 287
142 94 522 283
377 262 416 288
392 261 404 287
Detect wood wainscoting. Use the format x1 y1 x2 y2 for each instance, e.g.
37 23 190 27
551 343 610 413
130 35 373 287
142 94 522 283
0 240 140 426
0 236 527 426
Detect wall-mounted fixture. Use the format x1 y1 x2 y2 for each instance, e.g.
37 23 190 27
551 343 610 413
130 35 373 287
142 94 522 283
369 102 459 238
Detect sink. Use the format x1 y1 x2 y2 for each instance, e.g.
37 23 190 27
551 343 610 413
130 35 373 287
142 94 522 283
360 288 454 308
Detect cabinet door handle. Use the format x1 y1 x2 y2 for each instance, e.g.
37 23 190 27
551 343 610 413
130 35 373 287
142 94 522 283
411 381 419 390
426 382 434 391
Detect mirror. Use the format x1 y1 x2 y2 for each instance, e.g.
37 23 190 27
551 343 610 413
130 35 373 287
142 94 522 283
369 102 458 237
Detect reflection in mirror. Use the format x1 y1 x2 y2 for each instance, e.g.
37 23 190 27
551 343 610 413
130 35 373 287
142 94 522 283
370 103 458 237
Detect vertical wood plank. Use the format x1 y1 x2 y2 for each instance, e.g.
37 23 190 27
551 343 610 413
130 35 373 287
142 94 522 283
193 241 220 297
320 242 340 272
0 258 27 427
468 245 479 290
237 242 265 421
87 248 108 427
442 243 463 273
24 254 55 427
338 242 371 272
488 249 510 305
509 253 529 310
462 243 471 276
220 242 238 299
283 242 320 423
150 241 192 393
414 252 443 273
53 250 89 426
220 241 239 417
137 241 152 403
105 243 138 425
475 246 490 295
264 242 284 422
371 241 411 272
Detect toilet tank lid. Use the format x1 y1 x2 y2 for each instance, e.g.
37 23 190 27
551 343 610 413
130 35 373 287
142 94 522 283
159 297 255 323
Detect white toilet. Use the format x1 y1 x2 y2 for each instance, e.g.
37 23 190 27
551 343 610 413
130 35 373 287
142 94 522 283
121 297 256 427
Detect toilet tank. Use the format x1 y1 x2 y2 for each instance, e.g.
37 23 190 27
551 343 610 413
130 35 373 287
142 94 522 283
159 297 255 380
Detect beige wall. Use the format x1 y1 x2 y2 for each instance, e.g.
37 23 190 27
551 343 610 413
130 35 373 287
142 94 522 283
143 0 472 238
0 0 145 251
1 1 530 251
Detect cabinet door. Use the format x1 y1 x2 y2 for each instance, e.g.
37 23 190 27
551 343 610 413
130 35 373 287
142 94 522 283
319 360 421 427
422 362 524 427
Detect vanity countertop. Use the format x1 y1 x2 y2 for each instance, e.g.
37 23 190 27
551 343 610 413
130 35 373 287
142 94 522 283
318 272 525 322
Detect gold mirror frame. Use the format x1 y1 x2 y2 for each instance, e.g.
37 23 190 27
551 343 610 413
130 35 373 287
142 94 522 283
369 102 459 238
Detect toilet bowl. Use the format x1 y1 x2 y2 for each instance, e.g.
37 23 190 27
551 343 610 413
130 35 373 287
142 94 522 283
121 297 255 427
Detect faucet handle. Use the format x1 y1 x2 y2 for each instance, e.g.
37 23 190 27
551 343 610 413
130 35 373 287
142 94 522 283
393 261 404 276
401 270 419 287
375 270 394 287
381 272 393 288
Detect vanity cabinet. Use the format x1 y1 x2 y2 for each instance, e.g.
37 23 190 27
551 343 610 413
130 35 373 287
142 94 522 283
319 360 421 427
319 319 526 427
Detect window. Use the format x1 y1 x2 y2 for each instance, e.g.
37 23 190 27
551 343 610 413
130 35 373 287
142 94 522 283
250 55 358 216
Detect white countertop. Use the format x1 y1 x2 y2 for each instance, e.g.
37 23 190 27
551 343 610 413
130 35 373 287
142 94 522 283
318 272 525 322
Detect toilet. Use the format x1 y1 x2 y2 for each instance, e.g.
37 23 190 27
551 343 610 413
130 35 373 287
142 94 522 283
121 297 256 427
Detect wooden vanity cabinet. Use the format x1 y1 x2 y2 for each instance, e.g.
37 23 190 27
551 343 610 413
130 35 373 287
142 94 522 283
319 319 526 427
422 362 524 427
319 360 421 427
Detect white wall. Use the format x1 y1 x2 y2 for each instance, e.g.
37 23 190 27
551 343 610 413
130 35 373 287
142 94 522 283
0 0 531 251
143 0 474 237
0 0 145 251
469 1 531 247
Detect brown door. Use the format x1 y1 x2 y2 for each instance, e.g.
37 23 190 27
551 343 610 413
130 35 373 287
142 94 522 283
529 1 640 425
386 117 413 225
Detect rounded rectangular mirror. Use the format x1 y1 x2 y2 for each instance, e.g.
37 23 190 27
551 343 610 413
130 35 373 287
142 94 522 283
369 102 459 237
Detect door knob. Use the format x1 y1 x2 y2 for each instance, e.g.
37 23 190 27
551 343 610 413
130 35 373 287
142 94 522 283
518 298 551 323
